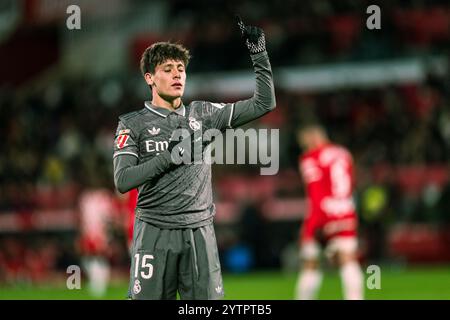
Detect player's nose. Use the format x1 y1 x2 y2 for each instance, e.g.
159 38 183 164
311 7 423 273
173 70 181 79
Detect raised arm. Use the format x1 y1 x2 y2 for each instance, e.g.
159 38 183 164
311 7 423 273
230 50 276 128
209 17 276 130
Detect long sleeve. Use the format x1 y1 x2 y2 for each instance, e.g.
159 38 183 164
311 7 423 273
209 50 276 130
231 51 276 127
113 151 174 193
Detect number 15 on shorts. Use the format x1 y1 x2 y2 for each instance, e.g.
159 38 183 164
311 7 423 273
134 253 154 279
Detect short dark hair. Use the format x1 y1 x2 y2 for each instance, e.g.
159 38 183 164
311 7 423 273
140 42 191 76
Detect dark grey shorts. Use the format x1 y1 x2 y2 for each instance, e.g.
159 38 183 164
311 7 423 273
128 218 224 300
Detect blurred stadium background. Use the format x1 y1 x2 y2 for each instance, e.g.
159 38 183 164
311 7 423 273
0 0 449 299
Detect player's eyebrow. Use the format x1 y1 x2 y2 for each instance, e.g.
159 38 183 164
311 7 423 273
161 62 185 68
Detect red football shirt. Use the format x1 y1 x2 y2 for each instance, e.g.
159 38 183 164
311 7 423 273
299 143 357 240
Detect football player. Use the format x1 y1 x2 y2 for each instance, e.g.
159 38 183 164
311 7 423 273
113 17 276 300
295 125 363 300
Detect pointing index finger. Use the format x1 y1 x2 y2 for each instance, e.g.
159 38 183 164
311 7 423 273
235 15 245 32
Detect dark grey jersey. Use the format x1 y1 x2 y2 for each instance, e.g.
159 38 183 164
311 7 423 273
113 51 276 229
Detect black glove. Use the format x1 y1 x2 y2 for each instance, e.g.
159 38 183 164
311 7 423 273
167 117 205 165
236 15 266 55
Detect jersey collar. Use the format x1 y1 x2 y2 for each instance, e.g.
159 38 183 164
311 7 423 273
144 101 186 118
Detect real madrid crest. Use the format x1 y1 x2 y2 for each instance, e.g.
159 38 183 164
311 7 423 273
188 117 201 131
133 279 141 294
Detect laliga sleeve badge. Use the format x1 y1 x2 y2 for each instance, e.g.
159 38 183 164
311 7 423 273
188 117 201 131
116 134 129 149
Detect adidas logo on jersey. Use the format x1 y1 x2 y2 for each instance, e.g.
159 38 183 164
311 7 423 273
148 127 160 135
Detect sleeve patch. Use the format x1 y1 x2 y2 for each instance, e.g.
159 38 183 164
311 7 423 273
116 134 130 149
119 129 131 135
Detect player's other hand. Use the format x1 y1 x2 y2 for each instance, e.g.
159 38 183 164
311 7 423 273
236 15 266 55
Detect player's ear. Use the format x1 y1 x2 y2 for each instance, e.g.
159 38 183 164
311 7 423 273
144 73 154 86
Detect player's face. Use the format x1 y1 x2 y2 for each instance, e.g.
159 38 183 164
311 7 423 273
147 59 186 101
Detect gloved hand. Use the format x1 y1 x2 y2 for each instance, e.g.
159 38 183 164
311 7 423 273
167 117 204 165
236 15 266 55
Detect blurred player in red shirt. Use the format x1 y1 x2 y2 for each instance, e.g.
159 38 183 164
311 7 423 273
295 125 363 300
